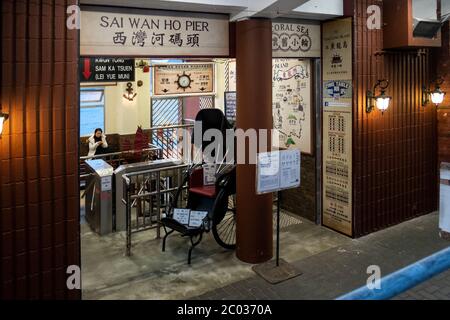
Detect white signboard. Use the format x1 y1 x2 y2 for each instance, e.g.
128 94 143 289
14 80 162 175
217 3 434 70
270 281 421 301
203 163 217 186
256 150 301 194
80 6 229 56
189 211 208 228
173 208 191 225
101 176 112 191
272 22 321 58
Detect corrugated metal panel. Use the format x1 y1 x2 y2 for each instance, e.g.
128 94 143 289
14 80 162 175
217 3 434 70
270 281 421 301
351 0 438 237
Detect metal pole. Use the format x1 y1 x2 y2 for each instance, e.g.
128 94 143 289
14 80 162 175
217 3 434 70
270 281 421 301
276 191 281 267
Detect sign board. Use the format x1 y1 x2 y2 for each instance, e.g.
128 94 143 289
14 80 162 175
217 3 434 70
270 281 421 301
203 163 217 186
173 208 190 225
272 22 321 58
80 6 229 56
101 176 112 191
322 18 353 237
189 211 208 228
256 150 301 194
322 19 352 81
272 59 312 154
153 63 214 96
79 57 135 82
224 91 236 122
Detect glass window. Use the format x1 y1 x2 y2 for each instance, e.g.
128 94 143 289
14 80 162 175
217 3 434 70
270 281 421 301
80 88 105 137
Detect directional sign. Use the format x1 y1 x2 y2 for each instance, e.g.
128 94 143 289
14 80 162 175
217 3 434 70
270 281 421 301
79 57 135 82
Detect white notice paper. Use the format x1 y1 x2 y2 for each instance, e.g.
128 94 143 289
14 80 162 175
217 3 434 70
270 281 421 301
256 150 301 194
203 163 217 186
173 208 190 225
189 211 208 228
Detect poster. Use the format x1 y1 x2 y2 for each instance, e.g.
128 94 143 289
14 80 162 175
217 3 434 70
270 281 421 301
272 59 312 154
322 18 353 236
80 6 229 56
153 63 214 96
272 22 321 58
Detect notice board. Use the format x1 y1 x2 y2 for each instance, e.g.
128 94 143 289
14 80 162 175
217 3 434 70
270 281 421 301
322 18 353 237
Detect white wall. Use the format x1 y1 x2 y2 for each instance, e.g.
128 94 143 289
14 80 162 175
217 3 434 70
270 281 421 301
103 61 151 135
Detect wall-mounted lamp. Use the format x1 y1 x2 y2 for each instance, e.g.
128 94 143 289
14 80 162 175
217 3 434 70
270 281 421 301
366 79 391 114
0 111 9 136
422 78 446 107
123 82 137 101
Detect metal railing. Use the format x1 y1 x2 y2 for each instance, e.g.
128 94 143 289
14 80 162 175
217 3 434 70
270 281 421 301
122 163 189 256
79 123 194 183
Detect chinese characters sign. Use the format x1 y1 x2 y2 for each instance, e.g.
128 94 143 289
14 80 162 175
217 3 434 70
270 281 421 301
322 18 352 81
272 59 312 155
153 63 214 96
272 22 321 58
80 7 229 56
322 18 353 237
79 57 135 82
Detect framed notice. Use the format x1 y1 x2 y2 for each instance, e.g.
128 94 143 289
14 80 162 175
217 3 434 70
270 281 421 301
272 59 313 154
256 150 301 194
322 18 353 237
188 211 208 228
203 163 216 186
224 91 236 123
80 6 229 57
173 208 190 225
153 63 214 96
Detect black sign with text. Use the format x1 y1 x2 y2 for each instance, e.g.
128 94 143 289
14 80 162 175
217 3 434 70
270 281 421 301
224 91 236 123
79 57 135 82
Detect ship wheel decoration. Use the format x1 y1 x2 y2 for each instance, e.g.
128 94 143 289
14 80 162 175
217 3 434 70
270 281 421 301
176 71 192 91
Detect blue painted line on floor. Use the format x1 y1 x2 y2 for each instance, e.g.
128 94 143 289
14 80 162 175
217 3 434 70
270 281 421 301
336 246 450 300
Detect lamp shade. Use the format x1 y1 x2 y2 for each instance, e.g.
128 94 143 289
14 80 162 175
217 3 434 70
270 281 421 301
376 96 391 112
0 113 8 135
430 92 445 105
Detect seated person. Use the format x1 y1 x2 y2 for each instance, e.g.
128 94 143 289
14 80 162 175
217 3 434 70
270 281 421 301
87 128 108 157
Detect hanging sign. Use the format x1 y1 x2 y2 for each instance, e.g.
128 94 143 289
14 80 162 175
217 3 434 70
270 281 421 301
80 6 229 56
322 18 353 237
256 150 301 194
272 22 321 58
79 57 135 82
153 63 214 96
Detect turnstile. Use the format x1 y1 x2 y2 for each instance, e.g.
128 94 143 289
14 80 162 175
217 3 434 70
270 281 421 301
85 159 114 235
114 159 183 231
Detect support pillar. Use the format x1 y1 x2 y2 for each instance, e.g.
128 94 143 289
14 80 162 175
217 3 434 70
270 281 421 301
235 19 273 264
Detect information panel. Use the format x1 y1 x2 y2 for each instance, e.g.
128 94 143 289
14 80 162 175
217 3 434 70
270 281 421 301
256 150 301 194
79 57 135 82
322 18 353 237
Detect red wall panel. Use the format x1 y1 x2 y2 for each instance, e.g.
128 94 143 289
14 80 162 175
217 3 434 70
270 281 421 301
0 0 80 299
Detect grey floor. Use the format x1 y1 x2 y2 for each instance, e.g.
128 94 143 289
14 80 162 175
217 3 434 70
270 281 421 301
81 193 449 300
80 201 351 299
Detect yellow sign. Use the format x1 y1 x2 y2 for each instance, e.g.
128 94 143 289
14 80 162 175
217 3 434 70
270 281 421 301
153 63 214 96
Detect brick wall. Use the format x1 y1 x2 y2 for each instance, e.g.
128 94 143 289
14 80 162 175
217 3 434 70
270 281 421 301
281 155 316 222
0 0 80 299
350 0 438 237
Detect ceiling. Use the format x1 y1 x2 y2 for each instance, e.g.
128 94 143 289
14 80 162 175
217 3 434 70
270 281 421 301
79 0 344 21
